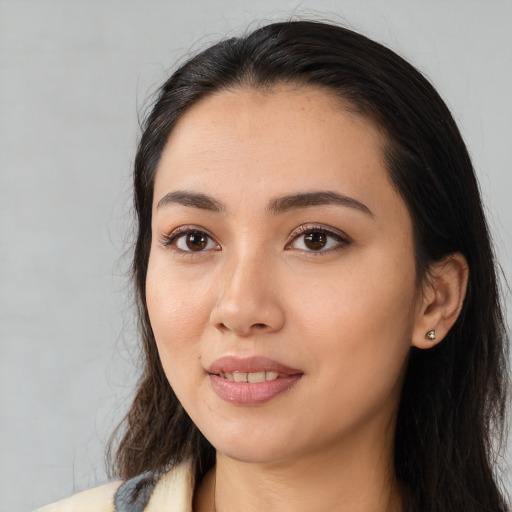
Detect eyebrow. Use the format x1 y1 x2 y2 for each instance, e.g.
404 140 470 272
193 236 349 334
267 191 374 217
156 190 373 217
157 191 225 212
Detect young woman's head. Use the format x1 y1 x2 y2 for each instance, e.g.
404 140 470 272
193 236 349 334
110 20 509 511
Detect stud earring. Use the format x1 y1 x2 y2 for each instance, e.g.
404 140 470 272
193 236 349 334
426 329 436 341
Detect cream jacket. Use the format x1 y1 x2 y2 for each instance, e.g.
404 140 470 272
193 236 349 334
35 462 194 512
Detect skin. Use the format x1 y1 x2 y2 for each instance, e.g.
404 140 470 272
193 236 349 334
146 85 468 512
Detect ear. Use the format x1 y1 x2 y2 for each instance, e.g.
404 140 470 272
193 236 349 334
412 253 469 349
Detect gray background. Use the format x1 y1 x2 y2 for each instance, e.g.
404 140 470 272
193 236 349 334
1 1 511 510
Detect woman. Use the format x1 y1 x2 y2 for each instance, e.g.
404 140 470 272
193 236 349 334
38 19 509 512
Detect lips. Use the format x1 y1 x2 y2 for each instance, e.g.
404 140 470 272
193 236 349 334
208 356 303 405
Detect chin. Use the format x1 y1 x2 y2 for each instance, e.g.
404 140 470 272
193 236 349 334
201 423 310 465
216 443 293 465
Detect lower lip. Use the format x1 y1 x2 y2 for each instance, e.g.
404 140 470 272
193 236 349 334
209 374 302 405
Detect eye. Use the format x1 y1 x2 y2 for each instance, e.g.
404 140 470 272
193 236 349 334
287 225 350 253
160 227 220 253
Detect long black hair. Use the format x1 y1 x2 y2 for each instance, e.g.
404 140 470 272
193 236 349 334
108 20 510 511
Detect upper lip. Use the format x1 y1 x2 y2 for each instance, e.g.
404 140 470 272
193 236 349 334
208 356 302 375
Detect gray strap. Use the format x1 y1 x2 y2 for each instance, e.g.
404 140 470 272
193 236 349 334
114 471 158 512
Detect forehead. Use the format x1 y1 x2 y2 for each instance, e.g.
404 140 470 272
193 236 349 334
153 85 405 223
158 85 384 176
164 84 383 153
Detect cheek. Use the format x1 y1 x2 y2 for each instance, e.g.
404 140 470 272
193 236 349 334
146 280 200 345
291 249 417 392
293 249 416 332
145 254 213 380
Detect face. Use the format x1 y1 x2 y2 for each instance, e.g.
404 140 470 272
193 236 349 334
146 86 422 465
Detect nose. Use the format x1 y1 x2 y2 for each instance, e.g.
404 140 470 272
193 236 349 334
209 251 285 337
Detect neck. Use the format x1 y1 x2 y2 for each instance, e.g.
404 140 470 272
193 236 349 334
196 425 403 512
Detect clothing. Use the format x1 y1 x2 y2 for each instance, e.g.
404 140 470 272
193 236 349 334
35 461 194 512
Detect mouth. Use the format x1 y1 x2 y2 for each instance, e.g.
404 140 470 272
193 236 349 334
208 356 303 405
208 355 301 375
220 370 285 382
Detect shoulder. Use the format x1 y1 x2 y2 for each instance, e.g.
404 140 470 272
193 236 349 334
34 461 194 512
114 462 194 512
35 480 122 512
143 461 194 511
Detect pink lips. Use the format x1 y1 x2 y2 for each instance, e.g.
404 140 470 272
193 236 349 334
208 356 303 405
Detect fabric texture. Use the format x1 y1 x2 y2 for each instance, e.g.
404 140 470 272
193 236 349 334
34 462 194 512
114 471 159 512
35 481 122 512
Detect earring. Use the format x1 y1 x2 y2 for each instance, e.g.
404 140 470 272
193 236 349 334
425 329 436 341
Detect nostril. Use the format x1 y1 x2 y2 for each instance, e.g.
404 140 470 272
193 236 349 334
216 322 229 332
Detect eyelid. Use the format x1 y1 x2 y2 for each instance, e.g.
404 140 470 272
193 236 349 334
158 225 221 252
158 223 350 254
286 223 352 252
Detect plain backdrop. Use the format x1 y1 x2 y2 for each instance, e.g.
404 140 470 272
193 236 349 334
1 1 511 510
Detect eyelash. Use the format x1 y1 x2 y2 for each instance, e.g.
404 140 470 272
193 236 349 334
158 224 351 256
158 225 220 254
286 224 351 256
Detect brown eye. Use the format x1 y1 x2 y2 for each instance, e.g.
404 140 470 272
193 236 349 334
185 232 208 251
164 229 219 252
288 226 350 253
304 232 327 250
